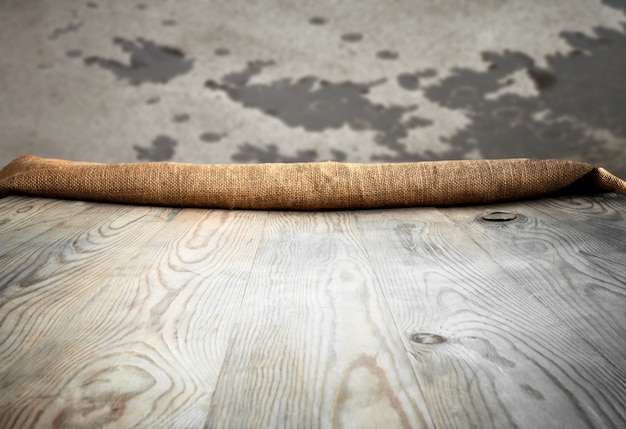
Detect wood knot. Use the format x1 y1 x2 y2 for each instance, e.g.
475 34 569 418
481 211 516 222
410 333 447 344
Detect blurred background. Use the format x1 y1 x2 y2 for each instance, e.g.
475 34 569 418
1 0 625 179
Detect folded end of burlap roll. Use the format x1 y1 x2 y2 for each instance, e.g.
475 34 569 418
0 155 625 209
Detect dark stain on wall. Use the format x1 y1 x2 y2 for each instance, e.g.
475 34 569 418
134 135 177 161
330 149 347 161
84 37 194 85
214 48 231 56
220 60 276 87
200 132 222 143
172 113 190 123
231 144 348 163
204 60 432 155
526 67 557 91
376 50 399 60
309 16 328 25
396 73 420 91
48 22 82 41
390 5 626 178
231 143 317 163
341 33 363 43
66 49 83 58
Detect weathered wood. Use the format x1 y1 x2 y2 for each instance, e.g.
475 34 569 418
206 211 432 428
0 194 625 428
0 198 268 428
0 197 94 251
355 194 626 428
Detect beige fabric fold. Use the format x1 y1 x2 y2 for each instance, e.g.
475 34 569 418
0 155 624 209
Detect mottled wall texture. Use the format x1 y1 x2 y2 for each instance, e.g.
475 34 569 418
1 0 625 179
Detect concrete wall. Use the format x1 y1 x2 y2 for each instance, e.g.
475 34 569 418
1 0 625 179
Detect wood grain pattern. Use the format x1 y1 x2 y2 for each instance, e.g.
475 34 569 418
354 193 626 428
205 211 432 428
0 197 268 428
0 197 93 252
0 194 625 428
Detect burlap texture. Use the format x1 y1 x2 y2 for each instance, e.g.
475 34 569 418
0 155 624 209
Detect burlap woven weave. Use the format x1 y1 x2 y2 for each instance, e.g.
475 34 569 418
0 155 624 209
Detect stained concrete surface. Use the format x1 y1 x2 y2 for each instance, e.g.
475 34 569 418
0 0 625 179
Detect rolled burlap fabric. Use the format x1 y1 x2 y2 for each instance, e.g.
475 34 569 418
0 155 624 209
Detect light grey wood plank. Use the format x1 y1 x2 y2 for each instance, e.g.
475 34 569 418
0 202 268 428
1 202 168 296
0 196 89 233
355 194 626 429
0 196 96 251
207 210 433 429
0 201 182 428
2 195 625 428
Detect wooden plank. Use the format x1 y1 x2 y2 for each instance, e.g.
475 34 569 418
0 202 269 428
0 201 182 428
206 210 434 428
1 201 170 295
0 196 89 234
1 195 625 428
0 196 96 251
354 194 626 428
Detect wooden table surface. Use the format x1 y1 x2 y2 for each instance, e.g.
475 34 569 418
0 194 625 428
